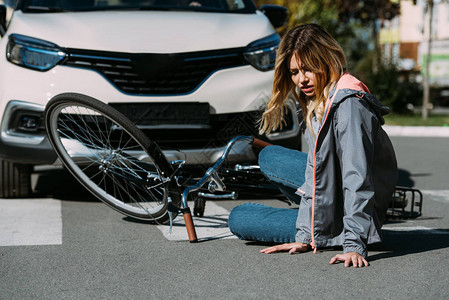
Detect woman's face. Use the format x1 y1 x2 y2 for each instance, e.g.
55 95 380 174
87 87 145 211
289 55 316 97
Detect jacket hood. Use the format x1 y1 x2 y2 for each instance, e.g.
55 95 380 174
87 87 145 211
329 73 390 125
7 10 274 53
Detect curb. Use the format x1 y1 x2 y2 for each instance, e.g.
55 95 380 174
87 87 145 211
384 125 449 137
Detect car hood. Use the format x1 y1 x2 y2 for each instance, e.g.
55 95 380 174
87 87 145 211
7 10 275 53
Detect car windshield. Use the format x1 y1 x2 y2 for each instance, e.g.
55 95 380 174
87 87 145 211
20 0 256 13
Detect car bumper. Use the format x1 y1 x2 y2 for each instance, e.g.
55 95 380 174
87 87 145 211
0 99 301 166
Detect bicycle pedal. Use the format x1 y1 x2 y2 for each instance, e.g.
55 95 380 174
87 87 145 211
197 191 238 200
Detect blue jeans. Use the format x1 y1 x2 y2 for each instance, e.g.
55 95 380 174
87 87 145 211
228 145 308 243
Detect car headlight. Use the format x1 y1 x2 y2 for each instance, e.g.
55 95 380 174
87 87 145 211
6 34 66 71
243 33 280 72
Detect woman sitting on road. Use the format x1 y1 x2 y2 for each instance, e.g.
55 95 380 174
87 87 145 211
228 23 398 268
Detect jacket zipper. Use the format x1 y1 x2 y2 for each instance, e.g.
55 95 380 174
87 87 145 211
310 86 340 253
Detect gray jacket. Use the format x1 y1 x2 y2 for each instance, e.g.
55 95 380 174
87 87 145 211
295 74 397 258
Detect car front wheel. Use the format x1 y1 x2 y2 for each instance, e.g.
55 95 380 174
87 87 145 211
0 159 33 198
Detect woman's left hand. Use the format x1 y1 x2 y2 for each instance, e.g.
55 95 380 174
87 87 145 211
329 252 369 267
260 242 309 254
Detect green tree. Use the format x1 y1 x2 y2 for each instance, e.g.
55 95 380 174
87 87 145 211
253 0 339 35
336 0 401 70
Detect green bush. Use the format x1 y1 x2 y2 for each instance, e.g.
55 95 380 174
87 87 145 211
364 65 422 114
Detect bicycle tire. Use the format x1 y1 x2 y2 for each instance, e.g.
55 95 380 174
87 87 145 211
44 93 180 223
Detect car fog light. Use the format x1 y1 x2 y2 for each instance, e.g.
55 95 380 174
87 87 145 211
19 115 40 131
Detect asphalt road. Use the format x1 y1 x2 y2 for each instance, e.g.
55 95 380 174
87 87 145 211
1 132 449 299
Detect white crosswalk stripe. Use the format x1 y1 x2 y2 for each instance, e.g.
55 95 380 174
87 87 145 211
157 201 237 241
0 199 62 247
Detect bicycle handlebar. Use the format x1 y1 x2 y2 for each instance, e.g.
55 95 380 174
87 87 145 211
183 212 198 243
250 137 272 149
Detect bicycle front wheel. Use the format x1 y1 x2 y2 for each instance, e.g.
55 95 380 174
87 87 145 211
44 93 180 223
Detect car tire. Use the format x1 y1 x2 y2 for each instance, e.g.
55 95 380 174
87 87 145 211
0 159 33 198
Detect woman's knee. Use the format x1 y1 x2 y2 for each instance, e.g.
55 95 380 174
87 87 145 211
228 202 255 237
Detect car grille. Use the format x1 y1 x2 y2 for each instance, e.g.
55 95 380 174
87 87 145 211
62 48 248 95
110 106 294 150
139 111 263 149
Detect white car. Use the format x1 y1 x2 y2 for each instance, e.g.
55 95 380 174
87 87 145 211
0 0 301 197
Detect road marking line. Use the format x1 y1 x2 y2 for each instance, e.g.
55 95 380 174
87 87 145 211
384 125 449 137
157 201 236 241
422 190 449 204
383 226 449 234
0 199 62 247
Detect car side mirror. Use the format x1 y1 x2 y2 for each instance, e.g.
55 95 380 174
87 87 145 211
260 5 288 29
0 5 6 37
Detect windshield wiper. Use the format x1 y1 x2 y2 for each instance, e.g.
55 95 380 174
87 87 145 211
138 5 220 12
137 6 172 11
23 6 71 13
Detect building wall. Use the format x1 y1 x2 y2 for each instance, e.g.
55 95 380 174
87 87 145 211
380 0 449 87
399 0 423 42
434 0 449 40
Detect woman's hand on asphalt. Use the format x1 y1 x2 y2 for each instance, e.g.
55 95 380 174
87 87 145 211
260 242 310 254
329 252 369 267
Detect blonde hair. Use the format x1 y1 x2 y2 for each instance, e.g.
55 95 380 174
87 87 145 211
259 24 347 136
